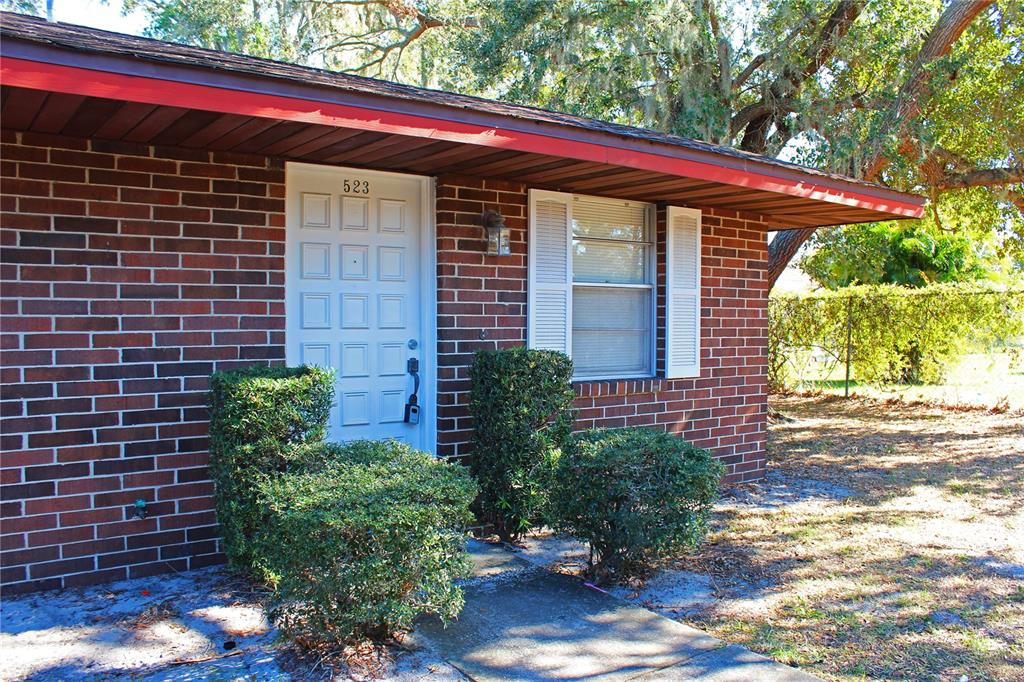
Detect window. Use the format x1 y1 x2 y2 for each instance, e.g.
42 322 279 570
528 190 701 381
570 197 653 379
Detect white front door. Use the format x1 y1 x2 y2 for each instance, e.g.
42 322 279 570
285 163 432 448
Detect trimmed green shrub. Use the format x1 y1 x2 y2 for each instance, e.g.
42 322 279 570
208 365 334 460
468 347 576 542
549 428 723 584
256 440 477 644
207 365 334 572
208 367 477 646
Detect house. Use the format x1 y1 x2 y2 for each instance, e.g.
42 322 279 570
0 11 925 593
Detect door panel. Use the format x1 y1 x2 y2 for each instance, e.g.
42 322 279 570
286 164 426 447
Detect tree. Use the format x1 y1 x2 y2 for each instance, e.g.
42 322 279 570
119 0 479 81
1 0 49 15
768 0 1022 285
33 0 1021 287
436 1 1021 287
803 182 1024 289
799 221 1007 289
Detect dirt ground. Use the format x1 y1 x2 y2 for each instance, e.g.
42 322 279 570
677 395 1024 682
3 394 1020 681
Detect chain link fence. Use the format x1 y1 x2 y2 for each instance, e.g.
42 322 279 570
768 284 1024 397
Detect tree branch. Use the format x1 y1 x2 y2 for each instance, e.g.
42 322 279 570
732 13 821 92
732 91 871 137
733 53 766 92
930 146 972 170
729 101 776 137
860 0 995 180
700 0 731 101
735 0 866 154
934 165 1024 191
1010 191 1024 217
806 92 873 115
311 0 477 75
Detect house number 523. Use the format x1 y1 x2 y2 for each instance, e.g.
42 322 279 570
342 179 370 194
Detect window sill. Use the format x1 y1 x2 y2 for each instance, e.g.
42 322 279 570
572 374 657 383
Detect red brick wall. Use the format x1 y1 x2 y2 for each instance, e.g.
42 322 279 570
1 146 766 592
433 177 769 483
0 131 285 593
435 176 529 457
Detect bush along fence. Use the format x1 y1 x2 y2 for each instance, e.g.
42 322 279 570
768 283 1024 394
208 366 477 645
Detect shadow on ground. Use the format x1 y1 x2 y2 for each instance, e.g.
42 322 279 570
672 395 1024 680
766 395 1024 506
1 567 285 681
0 566 460 681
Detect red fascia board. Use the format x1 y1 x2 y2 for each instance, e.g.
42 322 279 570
0 56 924 219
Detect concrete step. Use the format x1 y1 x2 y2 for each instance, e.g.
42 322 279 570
414 540 821 682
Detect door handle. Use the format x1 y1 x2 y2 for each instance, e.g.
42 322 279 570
404 357 420 424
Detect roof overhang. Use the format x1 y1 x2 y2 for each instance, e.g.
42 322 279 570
0 18 925 229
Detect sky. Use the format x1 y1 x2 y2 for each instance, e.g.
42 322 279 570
45 0 147 34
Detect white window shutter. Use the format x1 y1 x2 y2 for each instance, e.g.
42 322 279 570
528 190 573 355
666 206 702 378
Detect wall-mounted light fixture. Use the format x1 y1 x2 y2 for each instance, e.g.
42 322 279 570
482 209 511 256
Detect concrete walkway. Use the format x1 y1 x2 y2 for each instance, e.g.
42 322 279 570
415 541 820 682
1 540 822 681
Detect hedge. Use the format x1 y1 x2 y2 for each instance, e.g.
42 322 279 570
769 283 1024 391
468 347 576 542
208 365 334 572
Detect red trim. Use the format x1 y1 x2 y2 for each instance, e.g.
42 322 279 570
1 56 924 218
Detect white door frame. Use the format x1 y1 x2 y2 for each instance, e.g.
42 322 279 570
284 161 438 454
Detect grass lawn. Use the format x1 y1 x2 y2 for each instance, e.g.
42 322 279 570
801 350 1024 413
682 395 1024 681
